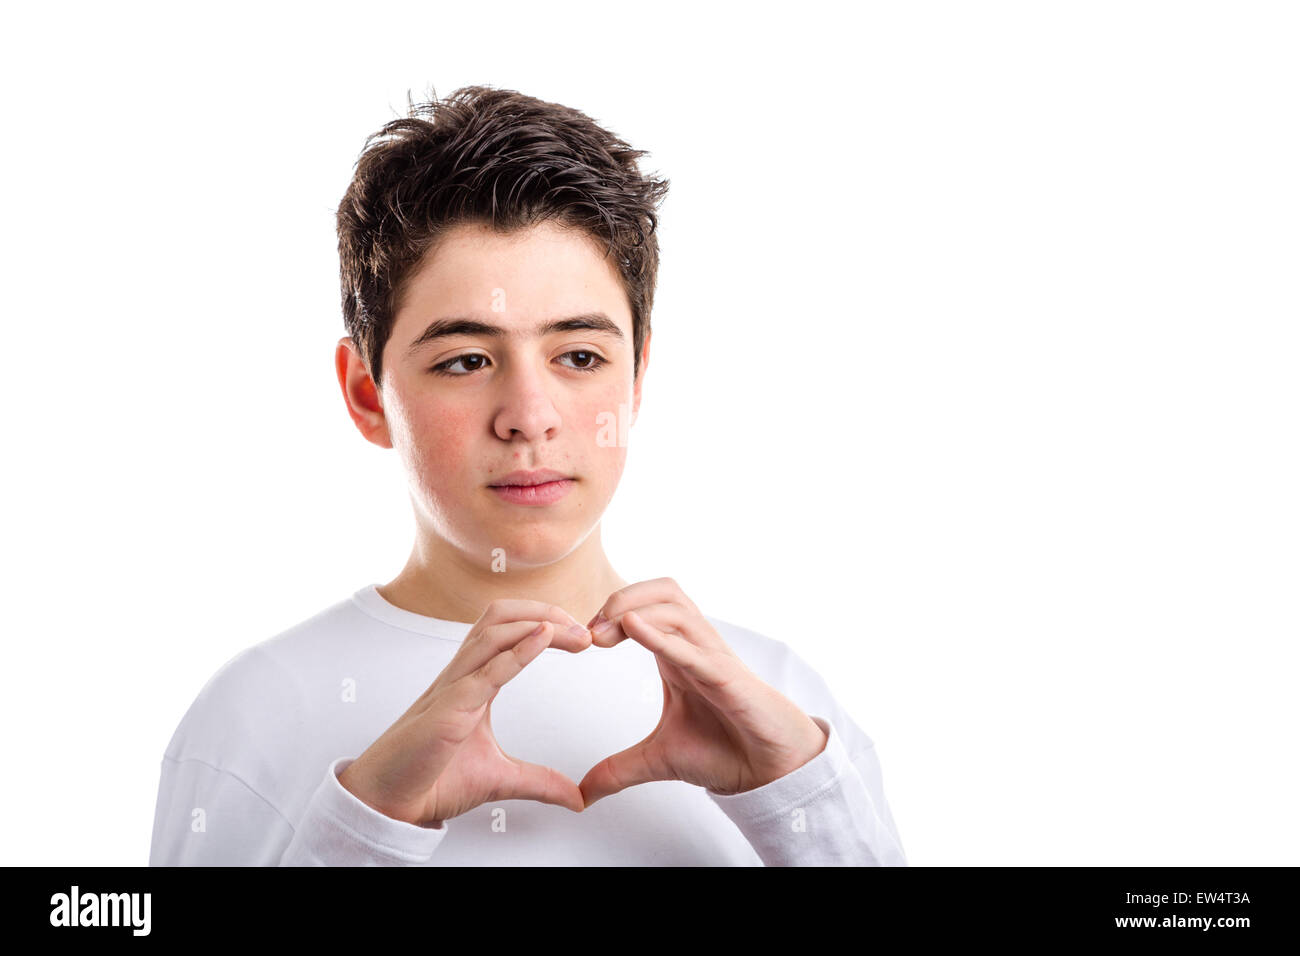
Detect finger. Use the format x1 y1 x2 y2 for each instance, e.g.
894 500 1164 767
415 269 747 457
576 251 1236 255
591 601 720 650
439 622 553 718
494 757 586 814
589 602 660 648
587 579 702 645
620 611 741 696
441 618 571 687
619 610 701 668
586 577 701 628
476 599 592 653
578 735 670 808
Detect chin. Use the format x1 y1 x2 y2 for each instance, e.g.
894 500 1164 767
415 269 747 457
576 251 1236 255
483 534 576 571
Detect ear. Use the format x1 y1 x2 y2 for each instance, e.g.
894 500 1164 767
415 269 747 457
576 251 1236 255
631 330 651 425
336 336 393 449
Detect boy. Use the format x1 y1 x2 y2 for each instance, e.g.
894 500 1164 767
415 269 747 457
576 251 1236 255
149 85 907 866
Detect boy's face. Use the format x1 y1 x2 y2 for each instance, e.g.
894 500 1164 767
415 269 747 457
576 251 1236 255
340 219 647 571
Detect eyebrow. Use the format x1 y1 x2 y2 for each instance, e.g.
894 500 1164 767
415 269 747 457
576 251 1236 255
406 312 625 355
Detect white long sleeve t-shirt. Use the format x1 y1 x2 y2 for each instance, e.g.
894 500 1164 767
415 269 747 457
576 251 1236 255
149 584 907 866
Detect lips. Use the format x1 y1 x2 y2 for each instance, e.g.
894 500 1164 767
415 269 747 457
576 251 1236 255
488 469 574 488
488 476 575 507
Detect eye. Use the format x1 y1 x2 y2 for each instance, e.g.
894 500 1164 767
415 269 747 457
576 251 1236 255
556 350 608 374
430 353 490 376
430 350 608 376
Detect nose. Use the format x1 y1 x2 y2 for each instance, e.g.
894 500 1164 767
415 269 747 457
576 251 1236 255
491 356 563 442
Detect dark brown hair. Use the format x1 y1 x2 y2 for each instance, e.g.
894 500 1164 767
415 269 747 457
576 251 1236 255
337 84 670 391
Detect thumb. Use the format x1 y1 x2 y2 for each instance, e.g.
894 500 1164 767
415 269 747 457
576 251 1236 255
579 737 670 808
494 756 585 814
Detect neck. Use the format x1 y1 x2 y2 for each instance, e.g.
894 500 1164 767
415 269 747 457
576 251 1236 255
377 524 627 629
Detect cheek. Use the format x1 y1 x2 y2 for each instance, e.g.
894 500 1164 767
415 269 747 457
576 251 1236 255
406 403 477 494
576 384 632 483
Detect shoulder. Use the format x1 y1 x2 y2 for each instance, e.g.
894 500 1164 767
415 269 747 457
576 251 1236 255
160 594 360 765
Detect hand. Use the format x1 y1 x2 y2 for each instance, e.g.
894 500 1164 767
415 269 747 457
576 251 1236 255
338 599 592 827
578 578 830 807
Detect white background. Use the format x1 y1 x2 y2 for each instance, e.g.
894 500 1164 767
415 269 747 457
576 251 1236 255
1 1 1295 866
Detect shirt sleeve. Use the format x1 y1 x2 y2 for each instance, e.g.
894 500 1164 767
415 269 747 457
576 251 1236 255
706 715 909 867
149 755 449 866
279 758 448 866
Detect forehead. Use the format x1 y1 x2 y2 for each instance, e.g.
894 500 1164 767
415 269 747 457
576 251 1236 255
396 220 628 322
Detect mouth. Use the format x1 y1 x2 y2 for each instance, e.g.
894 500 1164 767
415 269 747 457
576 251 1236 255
487 478 575 506
488 469 574 488
487 469 576 507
